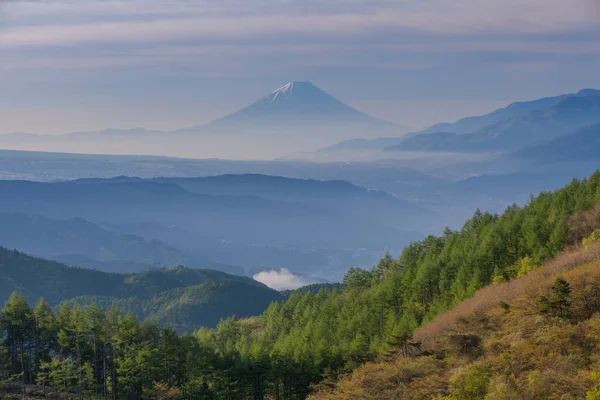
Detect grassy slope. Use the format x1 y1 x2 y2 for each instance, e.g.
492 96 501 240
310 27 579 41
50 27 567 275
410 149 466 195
310 241 600 399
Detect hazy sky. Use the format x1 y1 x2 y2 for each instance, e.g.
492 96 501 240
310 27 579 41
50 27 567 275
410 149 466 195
1 0 599 134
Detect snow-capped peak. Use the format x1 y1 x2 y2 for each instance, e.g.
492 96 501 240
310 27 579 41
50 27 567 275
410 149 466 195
272 82 294 95
268 82 296 104
266 81 316 104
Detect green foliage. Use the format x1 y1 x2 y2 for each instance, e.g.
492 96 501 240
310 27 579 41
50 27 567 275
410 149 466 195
537 277 572 319
449 365 492 400
587 372 600 400
0 251 282 331
516 256 538 278
484 377 520 400
65 279 283 332
583 229 600 247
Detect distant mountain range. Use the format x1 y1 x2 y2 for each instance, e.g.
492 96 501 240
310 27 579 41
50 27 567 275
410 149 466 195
323 88 600 154
419 92 571 135
319 137 409 152
7 82 392 139
0 82 399 159
7 82 394 140
3 85 598 159
387 88 600 152
0 174 433 279
513 122 600 163
0 212 245 275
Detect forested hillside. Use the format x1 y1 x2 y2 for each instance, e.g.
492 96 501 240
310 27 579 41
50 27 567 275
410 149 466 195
0 250 282 331
311 240 600 399
0 171 598 399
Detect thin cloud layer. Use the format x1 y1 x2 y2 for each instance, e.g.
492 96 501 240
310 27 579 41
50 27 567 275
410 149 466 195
1 0 598 48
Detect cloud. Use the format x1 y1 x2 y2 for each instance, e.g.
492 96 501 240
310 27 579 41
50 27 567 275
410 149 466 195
1 0 598 77
1 0 598 49
3 38 598 74
0 13 412 48
253 268 319 291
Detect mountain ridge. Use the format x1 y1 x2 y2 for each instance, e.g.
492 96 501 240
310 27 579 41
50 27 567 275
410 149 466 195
385 88 600 152
321 87 600 153
0 246 282 330
514 122 600 162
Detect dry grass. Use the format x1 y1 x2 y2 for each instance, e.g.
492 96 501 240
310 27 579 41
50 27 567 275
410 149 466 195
569 202 600 243
413 242 600 349
309 357 448 400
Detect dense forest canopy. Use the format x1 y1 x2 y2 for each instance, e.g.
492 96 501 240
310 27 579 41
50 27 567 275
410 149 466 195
0 170 598 399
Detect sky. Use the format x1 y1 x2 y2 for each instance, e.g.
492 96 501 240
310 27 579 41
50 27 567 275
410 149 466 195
0 0 599 134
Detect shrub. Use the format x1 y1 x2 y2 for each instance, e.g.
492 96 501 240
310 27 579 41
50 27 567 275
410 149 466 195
569 202 600 243
517 256 538 278
484 377 521 400
583 229 600 247
537 277 572 319
587 372 600 400
449 364 491 400
448 334 484 359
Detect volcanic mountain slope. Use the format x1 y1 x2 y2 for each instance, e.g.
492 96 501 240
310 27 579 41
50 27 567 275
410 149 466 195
174 81 394 133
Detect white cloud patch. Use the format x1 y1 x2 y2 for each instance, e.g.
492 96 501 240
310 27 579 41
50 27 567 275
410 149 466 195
253 268 319 291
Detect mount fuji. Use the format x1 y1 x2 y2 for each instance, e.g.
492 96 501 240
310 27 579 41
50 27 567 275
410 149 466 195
0 82 402 158
174 81 395 134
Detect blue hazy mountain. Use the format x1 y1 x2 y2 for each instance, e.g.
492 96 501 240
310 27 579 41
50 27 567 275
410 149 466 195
382 132 467 151
0 212 245 275
3 128 167 143
0 175 434 279
0 82 401 158
386 89 600 152
514 122 600 162
6 82 394 138
66 128 166 138
318 137 409 152
173 81 394 133
149 174 433 228
152 174 400 201
420 92 570 135
322 88 599 153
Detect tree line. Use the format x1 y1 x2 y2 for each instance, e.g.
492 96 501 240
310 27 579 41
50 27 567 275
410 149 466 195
1 295 314 399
